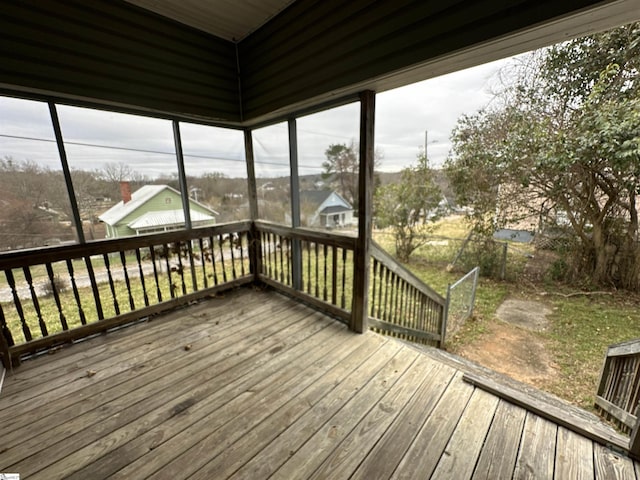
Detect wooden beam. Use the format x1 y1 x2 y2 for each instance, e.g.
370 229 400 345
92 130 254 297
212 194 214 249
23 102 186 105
244 129 261 278
351 90 375 333
173 120 192 229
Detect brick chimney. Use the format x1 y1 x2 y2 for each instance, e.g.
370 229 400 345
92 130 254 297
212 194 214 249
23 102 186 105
120 181 132 204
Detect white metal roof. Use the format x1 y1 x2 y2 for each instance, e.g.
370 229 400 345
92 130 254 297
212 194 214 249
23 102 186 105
128 209 215 230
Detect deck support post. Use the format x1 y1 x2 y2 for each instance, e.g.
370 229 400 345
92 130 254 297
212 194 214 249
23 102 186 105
288 118 303 291
245 129 262 279
351 90 375 333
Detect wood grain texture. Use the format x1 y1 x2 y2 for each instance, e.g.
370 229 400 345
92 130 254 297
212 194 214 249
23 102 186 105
2 289 639 479
593 443 637 480
430 388 500 479
555 426 595 480
513 413 558 480
472 400 527 479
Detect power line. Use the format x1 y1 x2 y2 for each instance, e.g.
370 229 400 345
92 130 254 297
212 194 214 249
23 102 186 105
0 133 324 170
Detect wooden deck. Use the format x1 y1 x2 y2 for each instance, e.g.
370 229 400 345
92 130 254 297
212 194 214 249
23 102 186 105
0 289 638 479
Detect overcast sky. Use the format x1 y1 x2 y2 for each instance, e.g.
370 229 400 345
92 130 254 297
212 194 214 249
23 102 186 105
0 56 513 179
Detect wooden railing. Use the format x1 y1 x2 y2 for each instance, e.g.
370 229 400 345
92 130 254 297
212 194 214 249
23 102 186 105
596 339 640 439
0 221 252 366
369 241 446 348
255 222 356 324
0 220 448 367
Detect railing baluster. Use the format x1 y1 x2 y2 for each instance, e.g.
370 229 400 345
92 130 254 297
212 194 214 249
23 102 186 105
218 235 228 283
198 238 208 289
162 244 175 299
341 247 347 309
6 269 31 341
187 240 198 292
103 253 120 315
239 232 246 277
119 251 136 311
45 263 68 331
175 242 187 295
66 259 87 325
322 243 328 301
306 241 311 294
149 245 164 302
287 237 292 286
0 302 14 347
331 245 338 306
267 233 277 280
370 258 378 317
382 266 390 322
229 234 238 280
23 266 47 337
135 248 150 307
208 235 218 285
314 242 319 298
279 235 285 284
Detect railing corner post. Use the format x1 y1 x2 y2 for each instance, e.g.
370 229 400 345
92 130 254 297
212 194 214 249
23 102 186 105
249 222 262 282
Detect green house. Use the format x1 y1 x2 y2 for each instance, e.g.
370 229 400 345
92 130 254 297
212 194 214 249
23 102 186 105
99 184 218 239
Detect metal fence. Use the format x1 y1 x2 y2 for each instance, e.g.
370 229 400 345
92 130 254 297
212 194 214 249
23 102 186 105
443 266 480 344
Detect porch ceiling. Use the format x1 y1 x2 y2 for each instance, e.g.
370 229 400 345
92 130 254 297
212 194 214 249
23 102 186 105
123 0 296 42
1 0 639 125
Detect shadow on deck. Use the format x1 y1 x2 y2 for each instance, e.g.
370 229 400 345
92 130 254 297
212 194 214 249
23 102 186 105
0 288 637 479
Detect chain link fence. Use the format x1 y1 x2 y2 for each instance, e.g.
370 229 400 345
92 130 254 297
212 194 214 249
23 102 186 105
443 266 480 344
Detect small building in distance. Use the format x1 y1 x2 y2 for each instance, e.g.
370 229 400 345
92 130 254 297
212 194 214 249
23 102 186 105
300 190 353 228
99 182 218 238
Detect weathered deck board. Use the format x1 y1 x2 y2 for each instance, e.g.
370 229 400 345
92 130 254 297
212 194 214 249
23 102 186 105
593 443 638 480
472 400 527 479
0 288 638 480
431 388 500 478
513 413 558 480
556 427 596 480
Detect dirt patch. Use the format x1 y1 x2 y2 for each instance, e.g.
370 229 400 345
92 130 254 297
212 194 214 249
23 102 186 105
496 299 551 332
456 297 557 388
458 321 558 387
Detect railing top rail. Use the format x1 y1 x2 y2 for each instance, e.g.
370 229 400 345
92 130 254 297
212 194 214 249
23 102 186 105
254 221 357 250
370 240 446 305
607 338 640 357
0 220 252 270
449 266 480 290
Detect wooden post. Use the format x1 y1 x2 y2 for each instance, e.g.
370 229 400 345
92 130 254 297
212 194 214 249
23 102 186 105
173 120 192 229
288 118 303 291
351 90 375 333
245 129 261 278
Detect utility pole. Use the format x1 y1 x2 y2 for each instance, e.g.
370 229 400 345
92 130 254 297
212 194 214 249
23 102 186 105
424 130 428 160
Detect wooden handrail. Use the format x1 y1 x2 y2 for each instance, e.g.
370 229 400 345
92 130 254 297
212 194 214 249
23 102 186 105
0 221 252 270
254 221 357 250
370 241 445 305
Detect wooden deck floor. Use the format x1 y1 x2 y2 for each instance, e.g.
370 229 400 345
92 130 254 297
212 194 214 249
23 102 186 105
1 288 638 479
